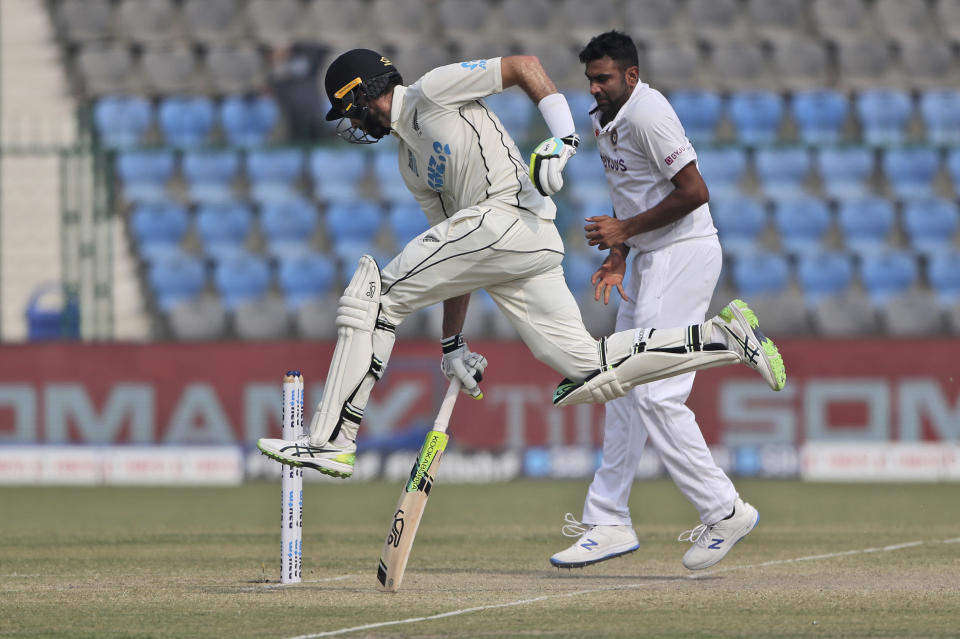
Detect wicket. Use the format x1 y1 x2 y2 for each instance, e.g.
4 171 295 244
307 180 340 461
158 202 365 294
281 371 304 584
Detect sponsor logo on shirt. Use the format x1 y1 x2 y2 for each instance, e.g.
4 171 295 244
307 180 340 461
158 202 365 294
461 60 487 70
427 141 452 191
664 144 688 166
600 153 627 172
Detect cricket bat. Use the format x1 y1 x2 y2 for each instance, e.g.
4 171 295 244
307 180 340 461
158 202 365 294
376 379 461 592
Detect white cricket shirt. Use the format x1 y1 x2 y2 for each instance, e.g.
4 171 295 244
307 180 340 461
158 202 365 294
590 82 717 253
388 57 556 226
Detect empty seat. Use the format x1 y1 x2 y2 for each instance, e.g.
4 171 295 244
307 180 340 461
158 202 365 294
565 153 610 204
325 200 383 264
260 196 319 258
219 95 278 147
387 41 453 83
116 0 184 45
130 200 189 262
56 0 114 44
181 149 240 205
206 45 266 95
372 149 409 202
811 0 873 42
796 251 855 305
746 0 808 43
116 149 176 202
371 0 437 45
927 250 960 304
167 294 227 340
727 91 785 146
731 252 791 297
836 38 898 91
93 97 153 149
234 296 291 340
949 148 960 195
696 147 748 199
148 251 207 311
563 251 600 295
687 0 746 46
900 41 958 92
855 89 913 147
754 147 812 200
567 90 598 144
770 38 830 92
302 0 374 51
741 290 813 336
624 0 682 46
837 196 896 256
902 198 960 256
919 90 960 146
195 201 254 261
183 0 246 44
710 42 769 92
246 148 304 204
882 290 944 335
937 0 960 45
882 147 941 200
874 0 936 44
482 91 535 144
246 0 304 45
860 250 919 305
141 45 204 95
772 196 832 256
669 90 723 145
76 44 136 96
213 252 272 310
710 195 767 257
500 0 562 44
277 252 337 310
295 297 339 339
791 89 849 146
810 290 881 335
647 45 705 92
158 96 215 148
556 0 624 49
816 147 875 200
387 201 430 249
310 148 369 203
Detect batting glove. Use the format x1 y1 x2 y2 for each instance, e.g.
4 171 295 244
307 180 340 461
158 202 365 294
440 333 488 399
528 133 580 196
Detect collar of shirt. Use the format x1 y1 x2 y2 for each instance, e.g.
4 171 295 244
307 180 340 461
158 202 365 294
389 84 408 132
595 81 650 134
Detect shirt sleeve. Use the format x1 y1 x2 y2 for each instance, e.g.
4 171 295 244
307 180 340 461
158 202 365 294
418 57 504 109
631 94 697 181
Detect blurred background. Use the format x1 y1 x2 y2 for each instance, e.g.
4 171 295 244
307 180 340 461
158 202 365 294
0 0 957 485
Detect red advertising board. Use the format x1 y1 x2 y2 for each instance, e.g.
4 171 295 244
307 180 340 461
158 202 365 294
0 338 957 448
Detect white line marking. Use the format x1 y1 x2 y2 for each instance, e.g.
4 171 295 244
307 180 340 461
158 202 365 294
0 573 40 578
236 574 362 592
287 537 954 639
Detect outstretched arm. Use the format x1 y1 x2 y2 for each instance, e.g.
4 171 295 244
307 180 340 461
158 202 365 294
500 55 559 103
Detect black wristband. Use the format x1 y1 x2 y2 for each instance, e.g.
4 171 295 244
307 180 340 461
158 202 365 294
441 333 465 354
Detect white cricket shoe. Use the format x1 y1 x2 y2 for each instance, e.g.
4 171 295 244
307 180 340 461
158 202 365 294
550 513 640 568
716 299 786 391
257 435 356 478
679 498 759 570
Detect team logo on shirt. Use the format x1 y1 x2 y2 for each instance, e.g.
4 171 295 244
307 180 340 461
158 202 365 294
611 128 619 146
412 109 421 136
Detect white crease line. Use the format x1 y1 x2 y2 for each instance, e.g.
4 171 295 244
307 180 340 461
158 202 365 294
0 573 41 577
237 574 363 592
287 537 954 639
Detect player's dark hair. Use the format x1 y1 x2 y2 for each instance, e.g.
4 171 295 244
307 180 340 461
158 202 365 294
578 31 639 70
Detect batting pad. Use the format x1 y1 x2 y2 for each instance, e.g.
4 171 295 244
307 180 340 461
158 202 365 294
309 255 382 444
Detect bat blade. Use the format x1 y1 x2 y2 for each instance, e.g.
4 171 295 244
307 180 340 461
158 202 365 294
376 429 448 592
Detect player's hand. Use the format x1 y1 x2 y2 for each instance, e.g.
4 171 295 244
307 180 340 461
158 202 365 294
585 215 628 250
592 252 629 305
440 333 487 399
529 134 580 196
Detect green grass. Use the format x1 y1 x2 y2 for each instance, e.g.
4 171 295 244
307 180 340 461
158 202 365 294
1 480 958 638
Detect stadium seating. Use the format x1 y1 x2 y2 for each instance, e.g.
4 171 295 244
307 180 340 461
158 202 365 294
116 149 175 202
796 251 855 305
926 250 960 305
948 148 960 195
387 201 429 250
233 296 291 339
731 252 791 297
710 195 767 257
754 147 812 200
158 96 215 148
277 252 337 310
791 89 849 146
259 195 319 258
481 89 535 144
919 90 960 147
194 201 254 262
324 200 384 266
562 251 600 296
836 196 895 256
148 251 207 311
770 38 830 91
881 147 941 201
855 89 913 146
246 148 304 204
816 147 875 200
219 95 279 147
213 251 272 311
726 91 785 146
771 196 832 257
181 150 241 204
310 148 369 203
94 96 152 149
141 45 203 95
130 200 189 262
901 198 959 256
670 90 723 145
182 0 246 45
696 147 748 199
859 250 919 305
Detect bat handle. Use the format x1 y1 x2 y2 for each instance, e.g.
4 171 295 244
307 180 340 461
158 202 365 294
432 379 461 433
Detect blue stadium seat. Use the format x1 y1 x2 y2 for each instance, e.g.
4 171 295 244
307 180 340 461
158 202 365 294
94 96 153 149
948 148 960 196
325 200 383 264
796 251 855 305
563 251 601 295
482 90 535 143
116 149 175 202
566 90 598 143
727 91 785 146
927 250 960 304
772 196 832 256
181 150 240 204
310 148 368 203
148 251 207 311
219 94 279 147
130 200 189 262
790 89 849 146
259 195 318 258
696 147 748 199
372 149 410 202
670 89 723 144
277 251 337 310
902 197 960 256
246 148 304 204
158 96 215 148
195 200 254 262
855 89 913 147
387 201 429 249
816 146 875 200
710 195 767 257
213 251 272 310
731 251 791 296
837 196 896 256
754 147 812 200
565 154 610 204
919 89 960 146
859 250 919 305
882 147 941 200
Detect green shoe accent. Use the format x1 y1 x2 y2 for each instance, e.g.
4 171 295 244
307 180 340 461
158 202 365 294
721 299 758 328
761 338 787 390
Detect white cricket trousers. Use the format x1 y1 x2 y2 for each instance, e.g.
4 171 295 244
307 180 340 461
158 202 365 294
581 235 739 526
380 203 604 381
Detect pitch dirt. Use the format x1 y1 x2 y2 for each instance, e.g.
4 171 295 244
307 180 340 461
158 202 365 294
1 480 958 638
